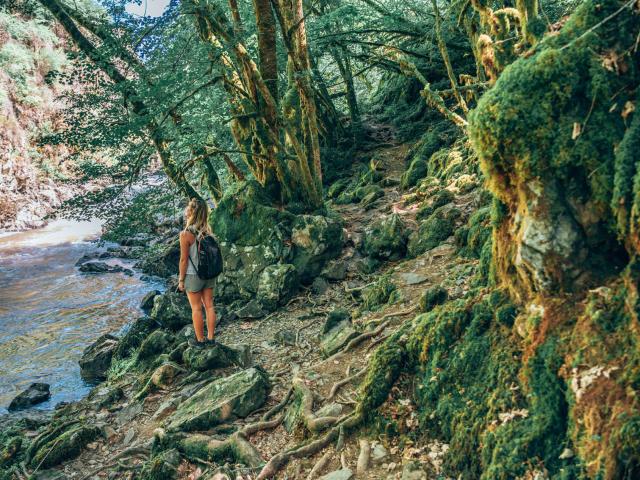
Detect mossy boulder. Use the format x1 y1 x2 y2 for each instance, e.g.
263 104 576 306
416 189 455 221
321 317 358 357
79 333 119 381
407 205 461 257
360 213 409 261
211 181 343 308
28 423 100 469
183 343 252 372
138 330 174 361
114 316 159 360
456 206 491 258
256 263 298 309
419 285 448 313
150 292 191 331
327 178 352 199
361 275 400 312
137 239 180 278
166 367 270 432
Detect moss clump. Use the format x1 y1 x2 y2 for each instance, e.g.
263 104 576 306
361 275 400 311
456 206 491 258
28 423 101 469
407 205 461 257
140 448 180 480
418 285 448 313
416 188 454 221
359 213 409 261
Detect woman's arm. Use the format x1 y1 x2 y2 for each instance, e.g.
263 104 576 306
178 231 193 292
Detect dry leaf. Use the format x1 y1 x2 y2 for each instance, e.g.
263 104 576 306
622 101 636 120
572 122 582 140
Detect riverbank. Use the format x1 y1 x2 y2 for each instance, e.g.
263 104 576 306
0 141 486 479
0 219 165 415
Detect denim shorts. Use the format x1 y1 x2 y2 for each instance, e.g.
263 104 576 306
184 274 216 293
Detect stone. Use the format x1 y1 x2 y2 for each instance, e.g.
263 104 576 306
311 276 330 295
274 329 297 346
323 309 350 334
360 214 409 261
360 188 384 209
401 462 428 480
290 214 344 282
153 397 181 421
256 263 298 310
28 424 101 469
79 261 123 273
137 239 180 278
114 316 159 360
316 402 343 418
166 367 270 432
419 285 449 313
321 260 347 281
123 428 136 445
319 469 353 480
150 363 182 388
115 402 144 426
234 299 267 319
79 334 119 381
183 343 252 371
371 443 388 464
150 292 191 330
8 383 50 411
88 385 124 410
140 448 181 480
140 291 159 308
407 205 461 258
399 272 428 285
321 320 358 357
137 330 174 361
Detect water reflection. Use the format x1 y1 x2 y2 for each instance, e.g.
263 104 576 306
0 220 164 413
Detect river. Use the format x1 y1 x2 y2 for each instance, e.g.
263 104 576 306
0 219 164 413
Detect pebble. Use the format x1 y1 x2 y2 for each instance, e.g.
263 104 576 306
318 469 353 480
371 443 389 464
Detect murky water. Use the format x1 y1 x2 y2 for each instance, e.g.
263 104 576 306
0 220 164 413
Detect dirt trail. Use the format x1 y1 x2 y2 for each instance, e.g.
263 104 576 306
27 143 480 480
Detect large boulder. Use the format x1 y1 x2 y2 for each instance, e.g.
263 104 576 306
137 330 174 361
8 383 50 411
360 214 409 261
137 239 180 278
150 292 191 331
166 367 270 432
79 334 119 381
114 316 159 360
257 263 298 309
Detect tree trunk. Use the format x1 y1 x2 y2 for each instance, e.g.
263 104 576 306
253 0 279 100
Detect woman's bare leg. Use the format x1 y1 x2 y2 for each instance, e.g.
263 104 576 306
201 288 216 340
186 290 205 342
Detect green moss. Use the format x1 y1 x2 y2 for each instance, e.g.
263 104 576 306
140 448 180 480
359 213 409 261
29 424 100 469
407 205 461 257
457 206 491 258
419 285 448 313
361 275 399 311
416 189 454 221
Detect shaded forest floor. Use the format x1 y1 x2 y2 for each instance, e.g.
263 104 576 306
9 139 484 480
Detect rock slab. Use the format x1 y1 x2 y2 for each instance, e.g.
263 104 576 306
79 333 119 381
167 367 270 432
8 383 50 411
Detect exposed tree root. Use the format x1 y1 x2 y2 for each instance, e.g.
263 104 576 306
306 450 332 479
261 387 293 421
357 438 370 474
256 412 363 479
328 367 366 400
293 378 341 433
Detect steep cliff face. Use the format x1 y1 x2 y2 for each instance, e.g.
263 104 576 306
0 7 79 231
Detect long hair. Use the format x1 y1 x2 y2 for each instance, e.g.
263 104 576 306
185 198 211 238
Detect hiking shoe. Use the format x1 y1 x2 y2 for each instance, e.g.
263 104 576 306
205 338 216 347
188 337 206 349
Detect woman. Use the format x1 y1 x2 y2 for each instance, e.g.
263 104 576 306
178 198 217 348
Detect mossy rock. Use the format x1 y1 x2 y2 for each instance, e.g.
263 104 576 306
419 285 448 313
323 309 350 334
416 189 455 221
138 330 174 361
361 276 400 312
321 320 358 357
113 316 159 360
166 367 270 432
456 206 491 259
79 333 119 382
137 239 181 278
150 292 191 331
140 448 180 480
183 343 251 372
327 178 352 199
359 214 409 261
256 263 298 310
290 214 344 283
29 424 100 469
354 184 384 204
407 205 461 257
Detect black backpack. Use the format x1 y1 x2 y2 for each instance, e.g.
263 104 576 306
189 234 224 279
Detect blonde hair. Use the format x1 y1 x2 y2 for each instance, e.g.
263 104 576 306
185 198 211 238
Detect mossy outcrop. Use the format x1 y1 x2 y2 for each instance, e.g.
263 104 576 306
166 367 270 432
407 205 461 257
359 213 409 261
212 181 343 312
79 333 119 381
150 292 192 331
27 422 101 469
